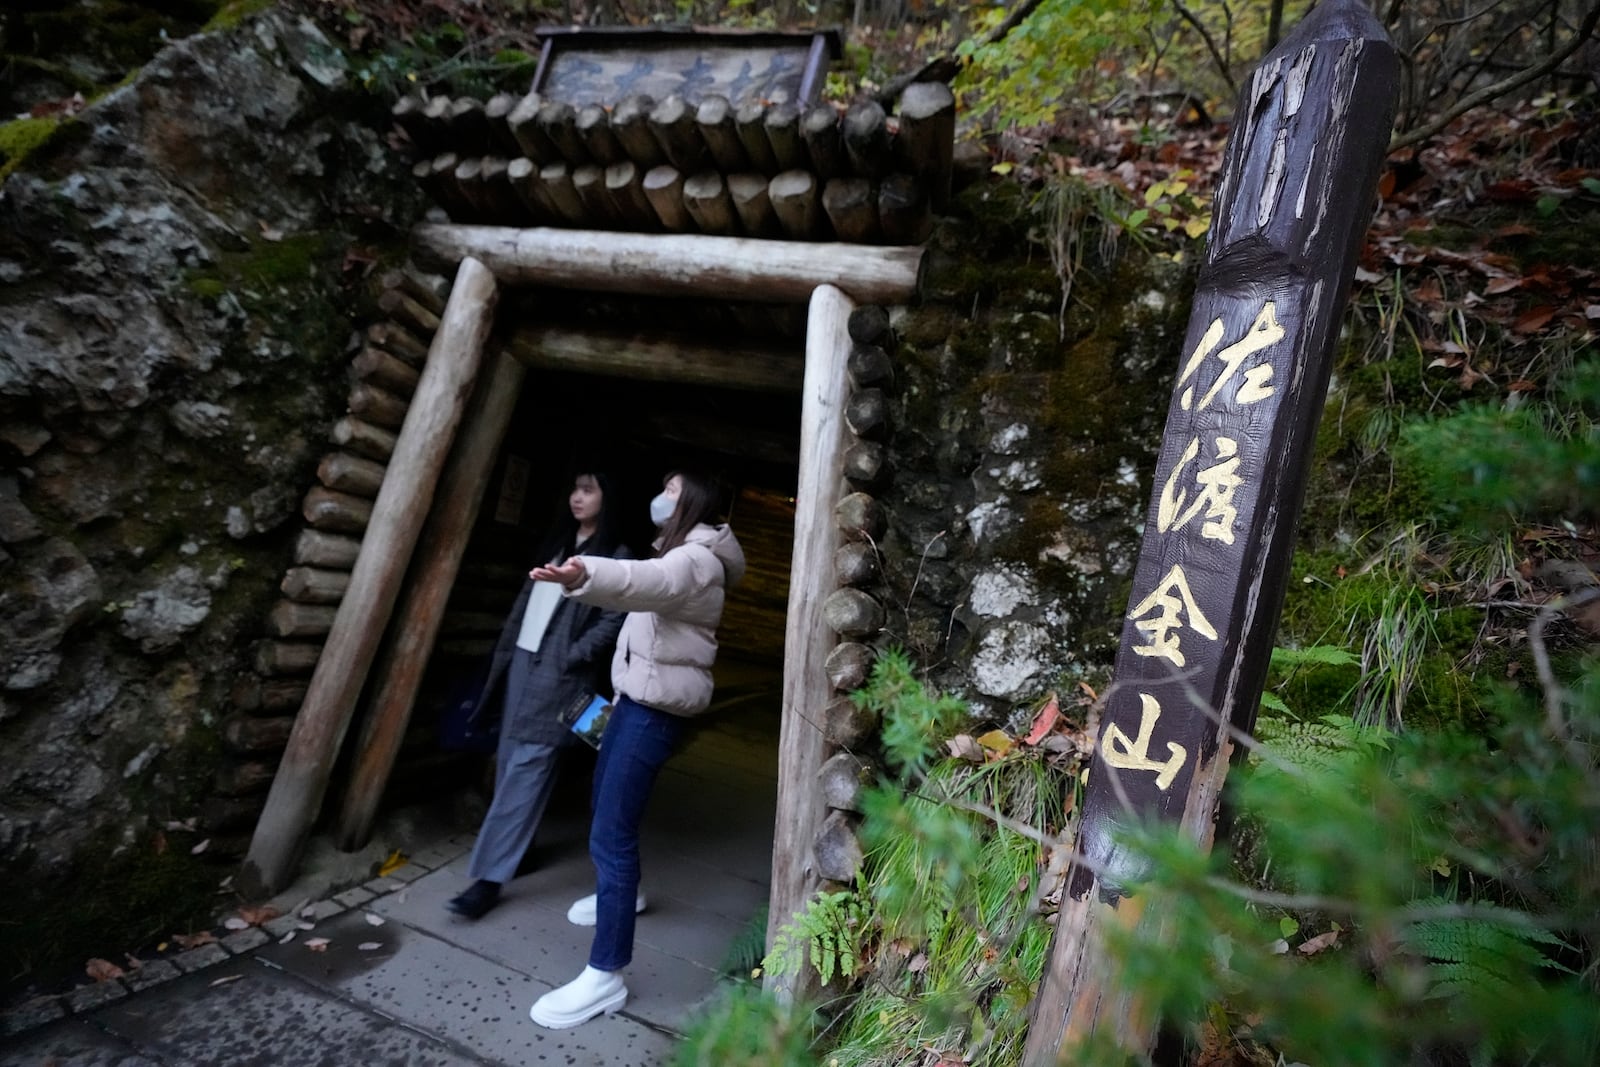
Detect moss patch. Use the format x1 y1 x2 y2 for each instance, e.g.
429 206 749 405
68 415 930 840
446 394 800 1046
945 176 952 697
0 116 65 182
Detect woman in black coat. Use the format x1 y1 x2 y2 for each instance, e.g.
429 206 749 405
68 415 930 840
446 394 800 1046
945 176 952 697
446 471 630 920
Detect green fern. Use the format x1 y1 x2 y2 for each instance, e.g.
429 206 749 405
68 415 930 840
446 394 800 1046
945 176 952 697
1253 713 1392 777
1402 904 1573 1000
763 890 868 986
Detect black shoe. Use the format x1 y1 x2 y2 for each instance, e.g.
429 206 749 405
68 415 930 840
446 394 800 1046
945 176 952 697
446 880 501 919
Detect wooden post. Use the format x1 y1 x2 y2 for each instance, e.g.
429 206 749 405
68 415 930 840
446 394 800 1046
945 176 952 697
1022 3 1398 1062
240 257 500 895
697 94 748 172
412 225 923 305
642 165 692 232
766 283 855 1002
334 346 526 850
770 170 821 240
613 94 664 168
895 82 956 210
507 324 802 392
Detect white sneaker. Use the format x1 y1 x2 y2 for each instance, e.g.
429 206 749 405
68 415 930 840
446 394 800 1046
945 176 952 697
528 965 627 1029
566 890 647 927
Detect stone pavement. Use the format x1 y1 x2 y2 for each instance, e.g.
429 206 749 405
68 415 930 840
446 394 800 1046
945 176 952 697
1 698 780 1067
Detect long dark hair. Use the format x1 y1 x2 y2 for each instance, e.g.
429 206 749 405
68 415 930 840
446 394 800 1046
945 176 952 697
656 469 723 556
534 470 621 565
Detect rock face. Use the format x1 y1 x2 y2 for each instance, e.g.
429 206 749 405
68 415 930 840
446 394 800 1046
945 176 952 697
0 10 417 906
884 183 1192 723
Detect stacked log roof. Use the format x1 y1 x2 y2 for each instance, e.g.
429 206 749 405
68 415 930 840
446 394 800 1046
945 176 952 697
391 81 955 247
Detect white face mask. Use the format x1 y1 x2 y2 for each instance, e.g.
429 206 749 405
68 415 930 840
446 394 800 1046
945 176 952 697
649 491 676 527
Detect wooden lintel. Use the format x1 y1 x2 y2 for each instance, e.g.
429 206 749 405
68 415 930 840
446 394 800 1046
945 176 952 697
411 224 923 305
507 324 801 393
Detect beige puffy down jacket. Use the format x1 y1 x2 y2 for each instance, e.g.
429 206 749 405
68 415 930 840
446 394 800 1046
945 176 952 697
567 523 746 717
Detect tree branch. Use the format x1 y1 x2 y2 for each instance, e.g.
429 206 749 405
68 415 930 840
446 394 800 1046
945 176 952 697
1390 0 1600 152
873 0 1049 107
1172 0 1239 95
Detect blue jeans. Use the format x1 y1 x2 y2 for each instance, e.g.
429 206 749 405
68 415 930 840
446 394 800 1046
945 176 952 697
587 694 686 971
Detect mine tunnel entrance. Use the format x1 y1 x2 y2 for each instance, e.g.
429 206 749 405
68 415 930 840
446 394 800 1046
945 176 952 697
349 287 802 949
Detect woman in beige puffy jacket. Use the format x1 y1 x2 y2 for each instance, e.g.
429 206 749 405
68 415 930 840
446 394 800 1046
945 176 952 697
525 470 745 1030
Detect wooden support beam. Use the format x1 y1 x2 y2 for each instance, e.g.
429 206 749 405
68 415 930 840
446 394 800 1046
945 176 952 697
508 92 556 162
642 165 691 231
683 171 738 236
352 346 420 398
770 170 821 240
576 104 627 166
331 416 397 463
293 530 362 569
506 157 554 224
334 346 526 850
637 414 798 468
843 101 893 179
696 95 748 172
735 100 780 174
822 178 881 244
302 486 373 534
537 101 589 165
281 566 351 605
483 92 522 157
412 225 924 305
1023 2 1399 1061
242 257 499 895
572 163 622 227
317 451 387 498
366 322 429 367
268 600 337 639
763 102 806 172
507 324 801 393
801 104 845 180
896 81 956 210
377 287 441 337
766 283 855 1003
448 96 491 156
649 94 709 174
538 162 587 225
613 93 664 168
605 162 656 231
729 173 779 238
347 382 410 431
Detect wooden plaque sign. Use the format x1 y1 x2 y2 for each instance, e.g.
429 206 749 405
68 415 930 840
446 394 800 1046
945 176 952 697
532 28 840 108
1025 0 1400 1060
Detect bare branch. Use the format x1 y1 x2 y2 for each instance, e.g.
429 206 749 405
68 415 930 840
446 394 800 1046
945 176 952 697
1172 0 1239 94
1390 0 1600 152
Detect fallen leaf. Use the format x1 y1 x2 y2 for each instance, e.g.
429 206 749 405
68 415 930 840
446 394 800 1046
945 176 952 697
1022 694 1062 746
86 958 125 982
223 917 251 931
1299 930 1341 955
172 931 217 950
304 937 331 952
1352 266 1384 283
1270 939 1291 955
257 220 284 242
377 850 408 877
1585 304 1600 320
123 953 143 971
1507 379 1537 393
945 734 984 762
357 941 383 951
364 913 385 926
1513 306 1557 333
295 921 316 931
908 952 929 973
975 729 1014 757
209 974 244 987
1484 276 1522 295
190 838 210 855
237 904 281 926
278 930 297 944
165 818 198 832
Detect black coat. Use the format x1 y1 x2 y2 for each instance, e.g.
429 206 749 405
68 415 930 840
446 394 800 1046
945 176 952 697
472 545 630 747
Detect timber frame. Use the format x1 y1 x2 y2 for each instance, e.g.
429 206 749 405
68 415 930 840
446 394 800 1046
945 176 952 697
237 226 923 1009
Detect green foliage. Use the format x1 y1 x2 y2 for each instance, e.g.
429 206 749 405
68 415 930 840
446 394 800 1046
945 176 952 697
956 0 1162 129
0 115 64 182
1402 901 1573 999
718 904 769 980
851 647 968 777
763 890 868 986
1398 361 1600 531
670 982 816 1067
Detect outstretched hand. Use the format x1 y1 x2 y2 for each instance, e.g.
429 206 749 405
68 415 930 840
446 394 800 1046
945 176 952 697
531 557 587 590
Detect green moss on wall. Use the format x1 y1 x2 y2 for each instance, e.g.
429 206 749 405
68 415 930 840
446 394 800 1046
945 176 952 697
0 116 64 182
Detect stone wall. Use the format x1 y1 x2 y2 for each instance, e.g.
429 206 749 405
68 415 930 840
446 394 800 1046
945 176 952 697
0 10 418 980
881 181 1193 725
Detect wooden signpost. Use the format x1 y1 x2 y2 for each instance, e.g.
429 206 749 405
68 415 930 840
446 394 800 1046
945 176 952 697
1024 1 1399 1061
